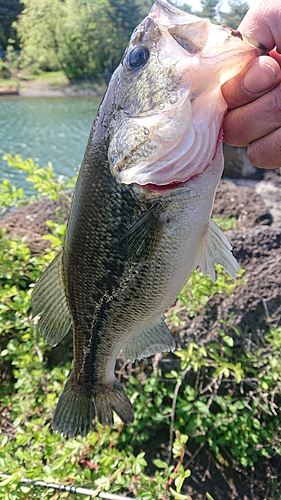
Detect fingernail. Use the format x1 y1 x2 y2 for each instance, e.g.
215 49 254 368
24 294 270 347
243 59 278 94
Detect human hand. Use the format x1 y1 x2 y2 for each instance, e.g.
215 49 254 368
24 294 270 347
222 0 281 169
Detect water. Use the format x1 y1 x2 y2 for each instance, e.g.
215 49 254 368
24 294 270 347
0 96 101 193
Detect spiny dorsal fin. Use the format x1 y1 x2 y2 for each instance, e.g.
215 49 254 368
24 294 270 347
120 202 164 262
198 218 240 282
31 250 72 346
122 315 175 362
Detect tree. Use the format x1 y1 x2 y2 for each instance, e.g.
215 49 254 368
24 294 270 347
178 3 194 14
60 0 113 80
107 0 152 73
14 0 114 79
0 0 23 50
198 0 221 21
220 0 249 29
14 0 65 72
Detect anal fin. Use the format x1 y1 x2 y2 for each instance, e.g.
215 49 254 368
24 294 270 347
198 218 240 282
122 315 175 363
31 250 72 346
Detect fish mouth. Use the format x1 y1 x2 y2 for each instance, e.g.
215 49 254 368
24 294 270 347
135 125 223 193
136 176 197 193
136 164 208 193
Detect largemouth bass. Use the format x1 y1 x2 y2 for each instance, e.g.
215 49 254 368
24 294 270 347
32 0 266 437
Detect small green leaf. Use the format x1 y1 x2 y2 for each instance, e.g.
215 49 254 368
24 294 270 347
169 487 192 499
154 459 167 469
206 493 216 500
195 401 210 414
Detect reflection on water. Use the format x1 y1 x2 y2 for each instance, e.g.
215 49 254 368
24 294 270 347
0 96 101 193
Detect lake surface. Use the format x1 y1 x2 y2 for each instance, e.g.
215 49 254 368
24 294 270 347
0 96 101 193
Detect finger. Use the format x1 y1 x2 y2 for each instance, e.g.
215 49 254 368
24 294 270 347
270 48 281 67
248 128 281 169
223 82 281 145
222 56 281 110
238 0 281 53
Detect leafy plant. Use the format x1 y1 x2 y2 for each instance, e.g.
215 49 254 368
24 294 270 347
212 215 238 231
2 153 76 201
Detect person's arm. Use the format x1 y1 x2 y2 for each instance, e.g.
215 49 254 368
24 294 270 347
222 0 281 168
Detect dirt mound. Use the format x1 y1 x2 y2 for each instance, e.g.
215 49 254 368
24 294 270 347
0 194 72 253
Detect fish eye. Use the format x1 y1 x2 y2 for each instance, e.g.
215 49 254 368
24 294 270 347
126 45 149 70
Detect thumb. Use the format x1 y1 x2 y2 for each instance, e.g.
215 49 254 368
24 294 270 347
222 56 281 110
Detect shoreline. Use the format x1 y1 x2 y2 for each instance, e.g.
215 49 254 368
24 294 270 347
19 86 105 98
0 79 106 98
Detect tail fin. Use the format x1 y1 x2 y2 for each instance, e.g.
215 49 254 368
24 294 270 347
52 374 96 438
95 379 134 427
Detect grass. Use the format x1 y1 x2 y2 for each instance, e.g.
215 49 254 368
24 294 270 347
0 70 106 93
30 70 69 85
0 77 19 88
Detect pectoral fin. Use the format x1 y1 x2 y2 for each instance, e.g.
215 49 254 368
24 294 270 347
122 315 175 362
31 250 72 346
120 202 164 261
198 218 240 282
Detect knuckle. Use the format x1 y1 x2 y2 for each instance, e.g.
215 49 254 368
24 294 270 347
272 83 281 115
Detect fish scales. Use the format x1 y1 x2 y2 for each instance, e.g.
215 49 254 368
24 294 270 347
32 0 266 436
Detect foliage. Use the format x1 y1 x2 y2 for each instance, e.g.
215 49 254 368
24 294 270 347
212 215 238 231
197 0 222 21
1 154 281 499
5 44 20 74
13 0 66 73
195 0 249 24
2 153 76 202
167 330 281 468
59 0 114 81
107 0 152 74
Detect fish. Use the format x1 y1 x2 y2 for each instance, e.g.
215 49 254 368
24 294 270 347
31 0 266 437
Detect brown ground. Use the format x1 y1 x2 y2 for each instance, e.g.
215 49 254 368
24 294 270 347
1 166 281 499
